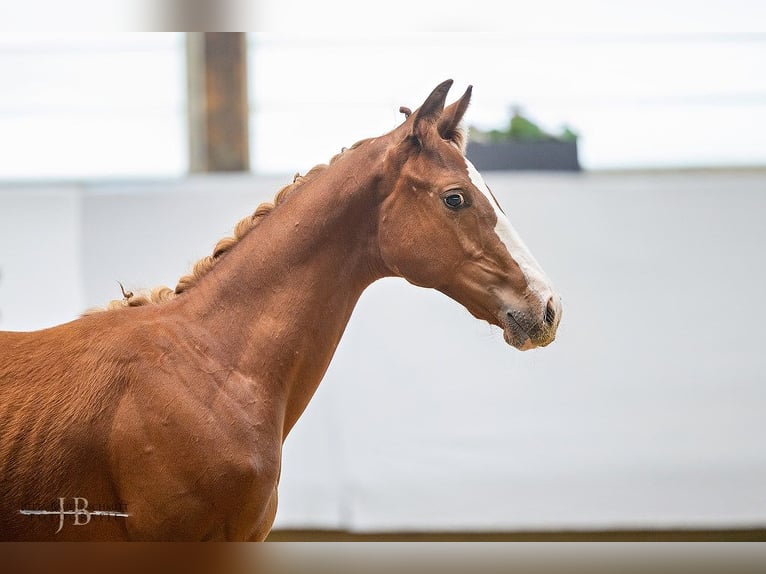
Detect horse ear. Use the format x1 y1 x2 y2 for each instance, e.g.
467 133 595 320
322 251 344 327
438 85 472 147
411 79 453 145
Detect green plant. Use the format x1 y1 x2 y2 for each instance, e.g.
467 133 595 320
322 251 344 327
470 107 578 143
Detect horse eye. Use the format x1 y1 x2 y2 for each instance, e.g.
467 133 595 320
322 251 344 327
444 193 465 209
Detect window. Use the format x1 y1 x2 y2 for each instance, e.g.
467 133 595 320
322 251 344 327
249 31 766 172
0 33 186 179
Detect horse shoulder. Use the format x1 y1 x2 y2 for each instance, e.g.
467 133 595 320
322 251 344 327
105 317 282 540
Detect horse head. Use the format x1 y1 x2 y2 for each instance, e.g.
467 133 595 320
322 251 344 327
378 79 561 350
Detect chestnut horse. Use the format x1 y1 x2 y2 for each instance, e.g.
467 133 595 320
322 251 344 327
0 80 561 540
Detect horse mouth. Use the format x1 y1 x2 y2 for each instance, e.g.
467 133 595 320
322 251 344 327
501 312 535 351
458 294 552 351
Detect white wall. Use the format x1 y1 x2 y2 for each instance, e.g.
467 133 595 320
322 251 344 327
0 185 84 331
1 171 765 531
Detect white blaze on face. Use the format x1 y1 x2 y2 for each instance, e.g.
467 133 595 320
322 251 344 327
464 158 553 301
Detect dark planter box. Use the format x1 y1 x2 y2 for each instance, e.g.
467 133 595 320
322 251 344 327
466 140 581 171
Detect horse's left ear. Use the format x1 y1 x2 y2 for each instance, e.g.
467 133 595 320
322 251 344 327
411 79 454 146
438 85 472 148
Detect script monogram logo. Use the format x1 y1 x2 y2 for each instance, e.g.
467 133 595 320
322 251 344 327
19 497 129 534
56 497 90 534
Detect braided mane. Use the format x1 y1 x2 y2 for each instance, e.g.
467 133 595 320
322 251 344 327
91 141 366 314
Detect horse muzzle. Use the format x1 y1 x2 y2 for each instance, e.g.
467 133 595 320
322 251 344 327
501 294 561 351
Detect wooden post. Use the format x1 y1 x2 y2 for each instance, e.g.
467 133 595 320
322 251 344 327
186 33 250 173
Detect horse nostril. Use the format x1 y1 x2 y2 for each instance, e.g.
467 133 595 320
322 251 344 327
544 296 557 326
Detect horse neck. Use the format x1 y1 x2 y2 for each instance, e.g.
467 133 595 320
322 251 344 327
179 147 387 437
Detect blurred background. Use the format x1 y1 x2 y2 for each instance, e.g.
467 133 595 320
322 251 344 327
1 1 765 540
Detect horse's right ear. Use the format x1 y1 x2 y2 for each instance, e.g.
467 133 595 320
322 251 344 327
410 79 454 146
